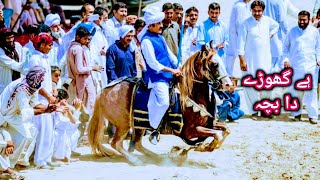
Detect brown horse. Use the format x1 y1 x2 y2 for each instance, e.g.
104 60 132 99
87 46 230 164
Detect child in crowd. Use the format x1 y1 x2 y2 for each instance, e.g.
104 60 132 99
53 89 81 163
51 66 61 97
216 79 244 122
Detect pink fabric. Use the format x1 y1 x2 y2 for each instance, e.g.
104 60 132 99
67 41 96 112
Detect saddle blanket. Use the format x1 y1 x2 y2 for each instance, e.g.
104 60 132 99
131 84 184 135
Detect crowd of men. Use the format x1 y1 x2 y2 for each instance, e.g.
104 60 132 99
0 0 319 178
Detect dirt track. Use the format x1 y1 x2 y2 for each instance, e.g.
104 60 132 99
19 118 319 180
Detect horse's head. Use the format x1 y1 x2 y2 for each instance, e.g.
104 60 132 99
179 45 219 109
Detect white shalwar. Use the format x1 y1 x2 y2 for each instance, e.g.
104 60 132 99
84 46 100 93
264 0 288 72
53 109 80 160
181 25 199 65
237 16 279 114
0 42 27 94
226 0 251 78
90 23 109 89
0 78 39 167
25 50 54 167
0 129 12 171
141 38 178 129
282 25 320 119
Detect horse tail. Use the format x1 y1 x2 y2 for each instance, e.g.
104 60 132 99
88 92 115 156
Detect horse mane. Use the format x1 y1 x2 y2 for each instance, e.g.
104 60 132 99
178 48 216 110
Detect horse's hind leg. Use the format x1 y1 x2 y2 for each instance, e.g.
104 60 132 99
134 129 158 157
111 127 143 165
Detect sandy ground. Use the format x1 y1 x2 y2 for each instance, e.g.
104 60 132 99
18 116 319 180
13 0 320 179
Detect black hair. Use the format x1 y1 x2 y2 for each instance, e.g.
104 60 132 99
51 66 61 74
25 25 40 35
186 6 199 15
173 3 183 11
38 24 51 34
57 89 69 100
76 26 91 38
162 3 174 11
70 15 82 25
80 3 93 16
134 19 145 30
298 10 311 19
251 0 265 10
112 2 127 15
209 2 220 11
94 6 108 16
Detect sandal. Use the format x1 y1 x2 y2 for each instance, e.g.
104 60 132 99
2 172 25 180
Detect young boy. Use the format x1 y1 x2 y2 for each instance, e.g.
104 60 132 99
53 89 81 163
217 79 244 122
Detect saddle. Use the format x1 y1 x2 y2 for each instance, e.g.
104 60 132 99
127 78 184 135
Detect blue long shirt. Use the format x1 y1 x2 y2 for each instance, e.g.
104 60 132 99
197 18 229 59
106 40 136 83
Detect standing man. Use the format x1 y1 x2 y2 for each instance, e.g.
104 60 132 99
0 28 27 94
312 0 320 23
106 25 136 82
172 3 183 26
264 0 288 72
237 0 279 119
283 11 319 124
67 25 102 113
105 2 127 46
140 7 181 145
44 13 65 66
162 3 180 57
80 3 94 23
90 7 109 90
226 0 251 79
197 3 229 61
181 6 199 64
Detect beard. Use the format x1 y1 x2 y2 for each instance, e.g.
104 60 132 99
52 31 62 40
5 42 15 50
298 23 308 30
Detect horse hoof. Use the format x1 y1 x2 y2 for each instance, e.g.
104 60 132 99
194 143 206 152
128 156 143 166
170 146 182 153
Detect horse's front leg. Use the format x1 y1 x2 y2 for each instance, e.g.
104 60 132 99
193 126 230 151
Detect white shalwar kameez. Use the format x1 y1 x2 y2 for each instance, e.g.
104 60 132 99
181 25 199 65
282 25 320 119
0 78 39 167
0 42 27 94
225 0 251 78
264 0 288 72
90 23 109 89
0 128 12 171
25 50 54 167
237 16 279 114
53 108 80 160
141 38 178 129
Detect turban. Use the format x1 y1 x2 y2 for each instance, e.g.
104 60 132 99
26 66 46 89
32 33 53 49
0 27 16 41
77 23 96 36
143 7 165 25
44 13 61 27
137 6 164 41
118 25 135 39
